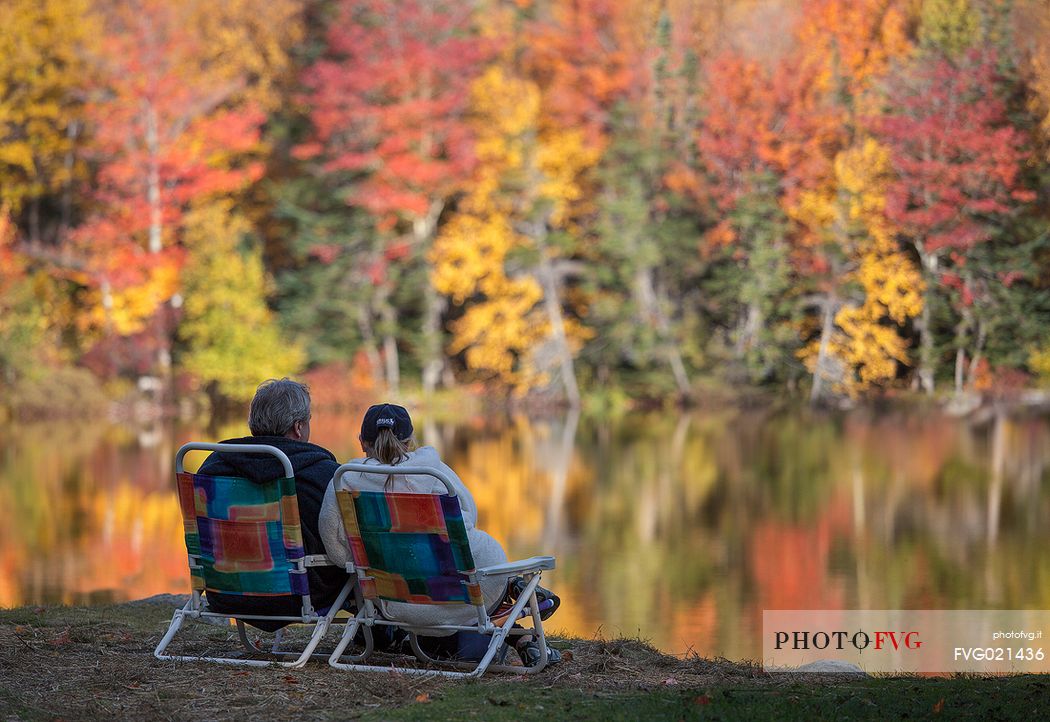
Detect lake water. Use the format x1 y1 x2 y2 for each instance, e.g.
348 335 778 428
2 405 1048 660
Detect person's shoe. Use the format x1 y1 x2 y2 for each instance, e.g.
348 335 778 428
515 636 562 667
509 577 561 621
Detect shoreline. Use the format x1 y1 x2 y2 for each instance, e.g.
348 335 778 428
6 382 1050 426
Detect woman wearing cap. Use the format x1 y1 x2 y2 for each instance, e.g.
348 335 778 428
319 403 556 663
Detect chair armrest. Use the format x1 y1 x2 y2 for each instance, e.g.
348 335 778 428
477 555 555 577
304 554 335 567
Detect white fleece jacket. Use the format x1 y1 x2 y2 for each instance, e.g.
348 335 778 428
318 446 509 632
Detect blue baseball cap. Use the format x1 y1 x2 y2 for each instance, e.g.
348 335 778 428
360 403 413 443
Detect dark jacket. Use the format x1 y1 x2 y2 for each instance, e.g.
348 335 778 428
197 435 348 626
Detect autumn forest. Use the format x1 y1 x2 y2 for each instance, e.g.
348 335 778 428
3 0 1050 415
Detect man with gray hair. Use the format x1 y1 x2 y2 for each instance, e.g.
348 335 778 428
197 378 349 627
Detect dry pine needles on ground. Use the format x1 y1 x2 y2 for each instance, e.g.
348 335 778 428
0 599 823 721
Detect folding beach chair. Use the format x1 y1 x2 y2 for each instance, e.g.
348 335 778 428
327 462 557 678
154 442 355 668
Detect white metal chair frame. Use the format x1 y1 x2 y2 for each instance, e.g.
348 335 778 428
154 442 355 668
327 462 557 678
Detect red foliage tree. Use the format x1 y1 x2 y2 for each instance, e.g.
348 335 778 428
299 0 489 391
300 0 486 226
877 51 1035 392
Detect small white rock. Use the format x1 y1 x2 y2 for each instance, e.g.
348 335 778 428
795 660 868 675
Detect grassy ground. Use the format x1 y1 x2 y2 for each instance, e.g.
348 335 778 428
0 598 1042 721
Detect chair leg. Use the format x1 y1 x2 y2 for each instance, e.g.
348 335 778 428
407 630 511 679
408 633 440 664
328 610 374 667
236 621 310 665
153 604 188 660
329 622 547 678
156 575 359 668
526 583 549 670
283 617 328 669
155 604 272 667
282 574 359 668
236 620 272 657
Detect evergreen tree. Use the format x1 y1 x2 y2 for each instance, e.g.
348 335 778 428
586 104 700 397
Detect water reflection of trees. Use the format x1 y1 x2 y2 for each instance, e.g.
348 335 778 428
0 421 187 606
444 409 1050 656
2 410 1049 660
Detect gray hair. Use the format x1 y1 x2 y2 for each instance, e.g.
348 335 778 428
248 378 312 436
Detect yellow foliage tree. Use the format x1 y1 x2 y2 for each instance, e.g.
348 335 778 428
0 0 94 223
787 1 921 398
81 259 182 337
431 64 596 397
918 0 980 57
1031 346 1050 386
178 202 304 401
1026 1 1050 146
184 0 303 113
797 139 924 394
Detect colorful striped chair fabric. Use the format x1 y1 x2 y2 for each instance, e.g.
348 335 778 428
336 489 483 607
176 471 308 596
